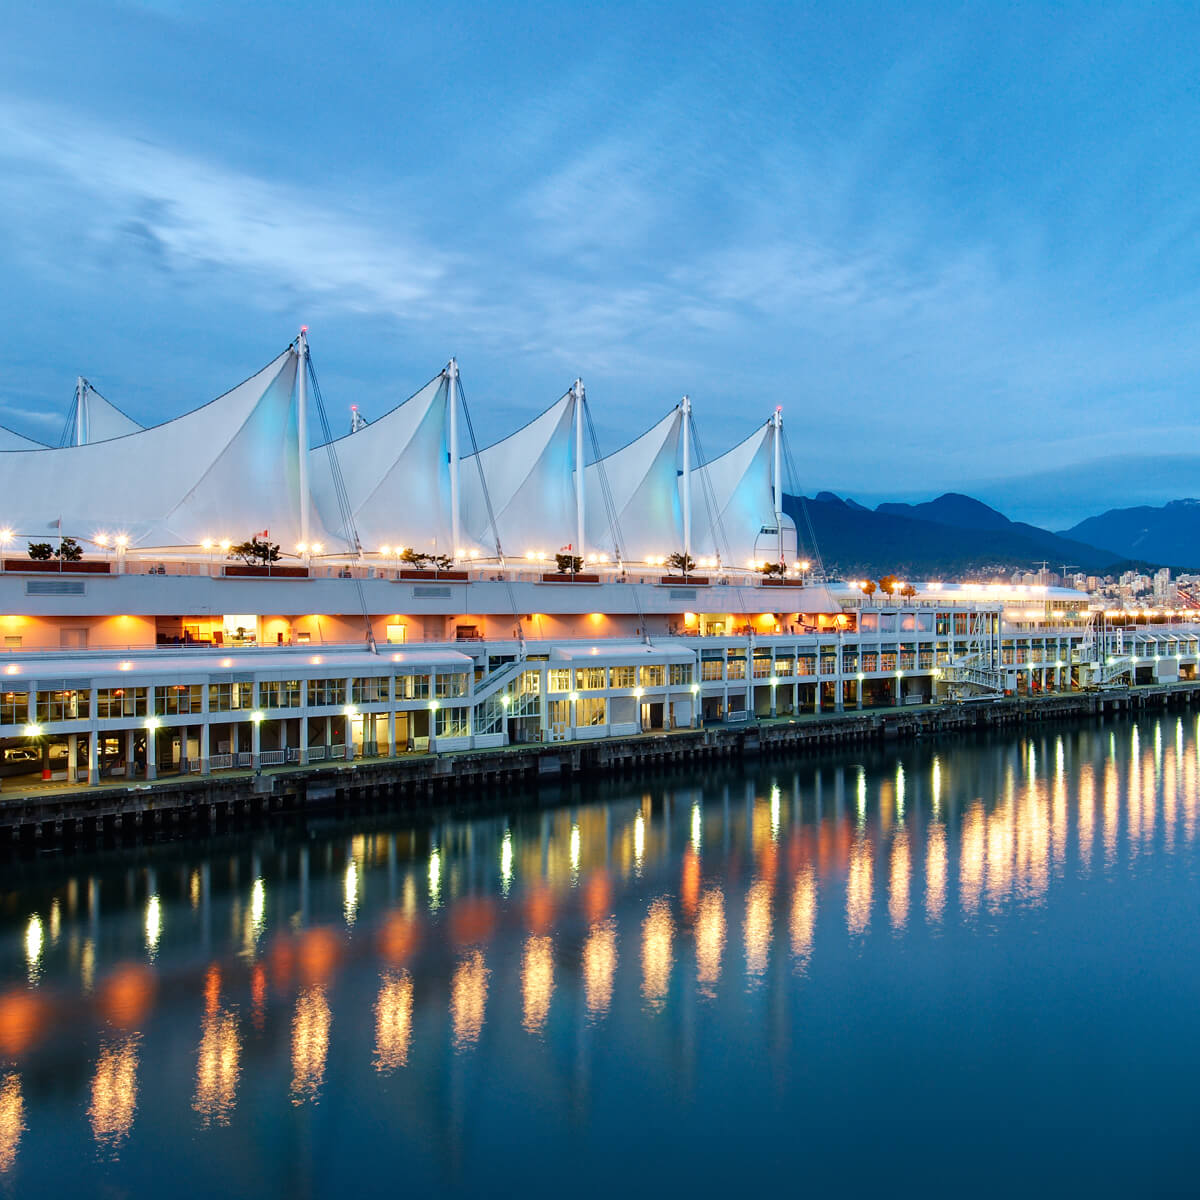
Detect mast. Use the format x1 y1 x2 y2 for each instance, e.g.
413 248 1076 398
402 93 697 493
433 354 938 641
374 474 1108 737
681 395 691 566
75 377 86 446
574 378 585 563
448 358 461 560
773 406 783 565
297 328 310 547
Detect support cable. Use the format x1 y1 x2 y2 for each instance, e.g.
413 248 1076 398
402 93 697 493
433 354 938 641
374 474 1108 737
305 348 378 653
780 424 826 580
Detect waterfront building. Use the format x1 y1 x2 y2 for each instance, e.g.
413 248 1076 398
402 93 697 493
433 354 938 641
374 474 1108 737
1 333 1197 788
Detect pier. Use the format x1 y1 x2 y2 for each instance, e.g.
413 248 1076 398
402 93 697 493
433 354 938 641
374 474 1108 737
4 681 1198 846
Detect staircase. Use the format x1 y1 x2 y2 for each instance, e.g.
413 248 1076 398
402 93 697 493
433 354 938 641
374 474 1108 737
1100 656 1134 685
940 655 1006 695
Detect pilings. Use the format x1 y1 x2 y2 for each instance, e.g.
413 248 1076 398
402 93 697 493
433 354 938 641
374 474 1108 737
3 683 1197 846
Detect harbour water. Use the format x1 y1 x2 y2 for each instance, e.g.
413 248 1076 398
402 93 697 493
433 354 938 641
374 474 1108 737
1 715 1198 1197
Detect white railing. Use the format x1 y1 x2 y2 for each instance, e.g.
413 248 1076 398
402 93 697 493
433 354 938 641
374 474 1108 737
286 747 303 763
307 746 327 762
259 750 286 765
209 753 233 770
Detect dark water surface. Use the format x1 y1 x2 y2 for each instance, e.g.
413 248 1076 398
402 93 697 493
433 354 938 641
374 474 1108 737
1 715 1199 1197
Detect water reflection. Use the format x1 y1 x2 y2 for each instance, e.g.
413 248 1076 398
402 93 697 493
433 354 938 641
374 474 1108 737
0 714 1197 1188
373 970 414 1071
89 1035 139 1152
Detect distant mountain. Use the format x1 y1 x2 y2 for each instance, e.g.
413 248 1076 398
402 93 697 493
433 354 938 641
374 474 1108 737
783 491 1145 577
1063 500 1200 569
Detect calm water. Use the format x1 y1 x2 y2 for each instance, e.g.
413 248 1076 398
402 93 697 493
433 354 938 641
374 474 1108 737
1 716 1199 1197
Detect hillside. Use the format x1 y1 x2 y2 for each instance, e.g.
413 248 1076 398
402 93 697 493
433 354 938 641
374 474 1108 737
1063 500 1200 569
783 491 1142 577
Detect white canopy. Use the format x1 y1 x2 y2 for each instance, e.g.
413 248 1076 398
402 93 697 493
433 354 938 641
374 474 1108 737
582 406 683 562
688 420 777 564
310 372 453 554
72 386 144 444
0 423 44 450
459 391 579 556
0 348 300 547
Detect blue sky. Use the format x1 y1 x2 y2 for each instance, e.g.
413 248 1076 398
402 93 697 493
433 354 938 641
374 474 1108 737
1 1 1198 528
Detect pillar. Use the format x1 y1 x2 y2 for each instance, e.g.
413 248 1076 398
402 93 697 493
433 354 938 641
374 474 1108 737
67 733 78 784
388 710 396 757
856 676 864 710
87 730 99 787
124 728 135 778
251 718 261 768
300 714 309 765
146 727 157 782
200 687 211 776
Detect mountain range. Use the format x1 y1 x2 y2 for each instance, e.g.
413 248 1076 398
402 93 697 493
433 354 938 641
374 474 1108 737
779 491 1184 578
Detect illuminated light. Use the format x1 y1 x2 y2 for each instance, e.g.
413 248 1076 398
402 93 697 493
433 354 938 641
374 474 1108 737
0 529 11 545
114 534 129 549
344 858 359 926
95 533 109 547
373 970 414 1072
3 665 15 675
296 542 308 554
343 704 358 718
249 710 264 724
22 723 41 738
220 657 233 668
428 848 442 909
500 829 514 895
633 686 644 699
583 917 618 1019
290 986 331 1104
89 1035 140 1149
521 935 555 1034
310 656 322 665
769 675 779 687
449 949 489 1050
117 661 132 672
500 694 511 708
311 543 323 555
144 894 162 958
799 560 810 571
429 700 439 712
690 682 699 694
455 547 465 559
641 897 674 1011
144 716 160 732
24 917 43 984
469 549 479 559
201 537 213 550
568 691 579 703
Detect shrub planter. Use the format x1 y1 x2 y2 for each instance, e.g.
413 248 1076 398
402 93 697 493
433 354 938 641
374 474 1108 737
223 564 310 579
398 569 469 581
5 559 111 573
539 573 601 583
659 575 710 586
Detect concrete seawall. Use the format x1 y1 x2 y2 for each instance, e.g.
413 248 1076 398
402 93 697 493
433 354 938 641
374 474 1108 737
4 683 1198 846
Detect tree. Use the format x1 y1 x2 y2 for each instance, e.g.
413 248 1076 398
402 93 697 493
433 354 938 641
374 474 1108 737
878 574 899 596
667 551 696 577
556 552 584 575
399 547 430 568
57 537 83 562
431 554 454 571
759 561 786 578
27 542 54 561
229 536 281 566
860 579 877 598
899 582 917 600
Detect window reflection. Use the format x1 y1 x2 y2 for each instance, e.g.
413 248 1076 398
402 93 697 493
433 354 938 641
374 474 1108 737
583 918 618 1021
641 898 673 1011
0 1074 23 1173
695 887 726 998
374 970 414 1072
89 1035 140 1152
521 936 554 1035
450 950 488 1051
290 987 331 1105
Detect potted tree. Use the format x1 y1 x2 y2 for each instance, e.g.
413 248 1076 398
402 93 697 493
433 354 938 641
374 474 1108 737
397 547 467 581
759 560 789 585
224 535 307 578
541 551 598 583
662 551 708 585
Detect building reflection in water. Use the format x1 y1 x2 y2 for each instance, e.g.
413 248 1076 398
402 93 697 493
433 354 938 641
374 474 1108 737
695 887 726 998
641 898 673 1011
583 918 618 1021
0 1073 23 1173
925 823 947 924
374 970 414 1071
889 829 910 931
744 879 772 984
290 987 331 1105
450 950 488 1050
846 834 873 935
6 714 1200 1165
789 867 816 970
194 966 240 1126
89 1035 140 1152
521 936 555 1034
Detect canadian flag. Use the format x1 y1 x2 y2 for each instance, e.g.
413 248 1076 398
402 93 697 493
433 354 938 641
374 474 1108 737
559 543 573 552
257 529 270 540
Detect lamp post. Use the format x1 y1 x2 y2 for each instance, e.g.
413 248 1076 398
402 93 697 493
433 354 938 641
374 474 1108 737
343 704 358 760
144 716 160 781
428 699 439 754
690 681 700 729
633 686 644 733
250 709 264 768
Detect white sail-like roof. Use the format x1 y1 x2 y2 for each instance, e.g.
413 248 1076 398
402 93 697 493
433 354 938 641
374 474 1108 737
459 391 578 555
583 406 682 561
0 348 299 547
689 421 776 564
310 373 452 553
0 423 44 450
75 386 144 444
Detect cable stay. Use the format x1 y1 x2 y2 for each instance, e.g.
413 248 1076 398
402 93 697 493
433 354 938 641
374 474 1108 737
779 423 827 581
304 343 378 654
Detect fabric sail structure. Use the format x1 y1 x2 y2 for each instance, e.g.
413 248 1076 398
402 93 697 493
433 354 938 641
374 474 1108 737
459 391 578 556
74 387 144 444
582 406 683 562
310 373 452 554
0 424 44 450
0 347 300 547
688 420 777 565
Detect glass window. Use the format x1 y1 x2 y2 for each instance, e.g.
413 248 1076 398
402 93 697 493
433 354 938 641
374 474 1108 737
97 687 148 719
261 680 302 709
0 691 27 725
435 672 468 699
154 684 202 716
701 660 723 681
209 681 253 711
398 674 430 701
639 664 665 687
36 690 90 721
610 666 636 689
306 679 346 708
435 707 469 738
576 696 607 726
548 669 571 692
725 659 746 680
669 663 692 686
352 677 389 704
574 667 606 690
